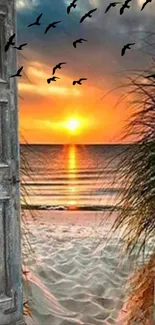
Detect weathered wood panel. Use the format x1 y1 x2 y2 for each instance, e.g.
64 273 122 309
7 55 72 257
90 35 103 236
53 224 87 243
0 203 6 295
0 16 4 78
0 5 6 82
0 0 24 324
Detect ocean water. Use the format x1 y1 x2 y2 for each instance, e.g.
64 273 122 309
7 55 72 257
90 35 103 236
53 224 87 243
20 144 128 210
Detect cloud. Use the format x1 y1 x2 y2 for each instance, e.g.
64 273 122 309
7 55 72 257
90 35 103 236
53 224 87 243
88 0 100 7
19 82 81 96
16 0 155 113
18 61 82 97
17 0 155 143
17 0 155 79
16 0 39 10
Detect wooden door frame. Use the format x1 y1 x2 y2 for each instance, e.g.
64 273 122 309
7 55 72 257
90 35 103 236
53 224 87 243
0 1 24 324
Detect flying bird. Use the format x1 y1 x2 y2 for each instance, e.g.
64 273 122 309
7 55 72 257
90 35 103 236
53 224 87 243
105 2 121 13
124 0 132 4
28 13 43 27
10 66 23 78
141 0 152 11
47 76 60 84
67 0 78 14
145 74 155 79
44 21 61 34
80 8 97 23
73 38 87 48
121 43 135 56
52 62 67 75
73 78 87 85
5 33 16 52
13 43 27 50
120 0 131 14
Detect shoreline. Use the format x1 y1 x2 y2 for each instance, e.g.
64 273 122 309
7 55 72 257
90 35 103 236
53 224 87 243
21 204 121 211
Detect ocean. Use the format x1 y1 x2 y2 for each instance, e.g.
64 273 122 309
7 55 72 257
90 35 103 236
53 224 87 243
20 144 127 210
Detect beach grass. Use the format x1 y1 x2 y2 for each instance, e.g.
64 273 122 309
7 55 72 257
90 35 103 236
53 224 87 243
110 46 155 324
20 141 37 321
125 253 155 325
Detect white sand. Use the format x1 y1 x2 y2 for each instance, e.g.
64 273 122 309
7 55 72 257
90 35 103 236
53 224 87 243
22 211 133 325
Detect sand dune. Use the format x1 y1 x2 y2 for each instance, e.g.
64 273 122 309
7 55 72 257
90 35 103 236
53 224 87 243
22 211 135 325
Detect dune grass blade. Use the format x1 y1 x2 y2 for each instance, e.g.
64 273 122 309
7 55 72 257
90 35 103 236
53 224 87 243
109 37 155 323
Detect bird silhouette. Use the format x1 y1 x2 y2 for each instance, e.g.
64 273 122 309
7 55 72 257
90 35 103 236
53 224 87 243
80 8 97 23
47 76 60 84
13 43 27 50
73 38 87 48
145 73 155 79
5 33 16 52
44 21 61 34
126 0 132 3
141 0 152 11
10 66 23 78
28 13 43 27
73 78 87 85
53 62 67 75
67 0 78 14
124 0 132 5
105 2 121 13
121 43 135 56
120 0 131 14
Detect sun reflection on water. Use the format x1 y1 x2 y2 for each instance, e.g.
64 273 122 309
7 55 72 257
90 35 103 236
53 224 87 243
68 145 78 208
68 145 76 175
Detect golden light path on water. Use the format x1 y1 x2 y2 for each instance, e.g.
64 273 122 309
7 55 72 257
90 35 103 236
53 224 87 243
67 145 78 208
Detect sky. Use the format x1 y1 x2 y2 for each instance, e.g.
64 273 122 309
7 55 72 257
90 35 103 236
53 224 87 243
16 0 155 144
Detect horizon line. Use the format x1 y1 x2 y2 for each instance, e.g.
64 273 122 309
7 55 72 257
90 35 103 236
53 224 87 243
20 143 133 146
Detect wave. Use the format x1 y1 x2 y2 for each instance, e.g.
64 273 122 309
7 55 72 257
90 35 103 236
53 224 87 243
21 204 120 211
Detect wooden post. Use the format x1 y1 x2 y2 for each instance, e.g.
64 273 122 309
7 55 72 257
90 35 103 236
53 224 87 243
0 0 24 324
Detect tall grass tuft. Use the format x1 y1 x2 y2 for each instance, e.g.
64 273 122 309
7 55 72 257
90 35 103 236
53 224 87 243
20 140 38 321
125 253 155 325
110 52 155 323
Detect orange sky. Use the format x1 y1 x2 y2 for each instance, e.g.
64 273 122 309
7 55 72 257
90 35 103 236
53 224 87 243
18 59 132 144
17 0 153 144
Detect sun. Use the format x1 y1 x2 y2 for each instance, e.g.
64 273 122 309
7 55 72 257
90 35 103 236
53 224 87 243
64 118 81 133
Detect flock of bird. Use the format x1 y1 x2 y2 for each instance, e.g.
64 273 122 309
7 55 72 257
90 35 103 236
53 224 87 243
4 0 153 84
105 0 152 13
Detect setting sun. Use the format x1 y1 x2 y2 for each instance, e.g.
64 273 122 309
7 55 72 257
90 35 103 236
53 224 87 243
64 118 81 133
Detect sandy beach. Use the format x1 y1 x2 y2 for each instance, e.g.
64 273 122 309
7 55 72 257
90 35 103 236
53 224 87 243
22 210 133 325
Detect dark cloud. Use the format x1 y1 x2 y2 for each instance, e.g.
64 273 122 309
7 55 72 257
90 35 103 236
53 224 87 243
17 0 155 88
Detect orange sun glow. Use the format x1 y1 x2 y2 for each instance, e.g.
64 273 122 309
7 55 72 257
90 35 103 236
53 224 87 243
64 118 81 133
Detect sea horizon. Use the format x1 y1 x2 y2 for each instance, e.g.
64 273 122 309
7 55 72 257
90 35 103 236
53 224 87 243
20 143 133 146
